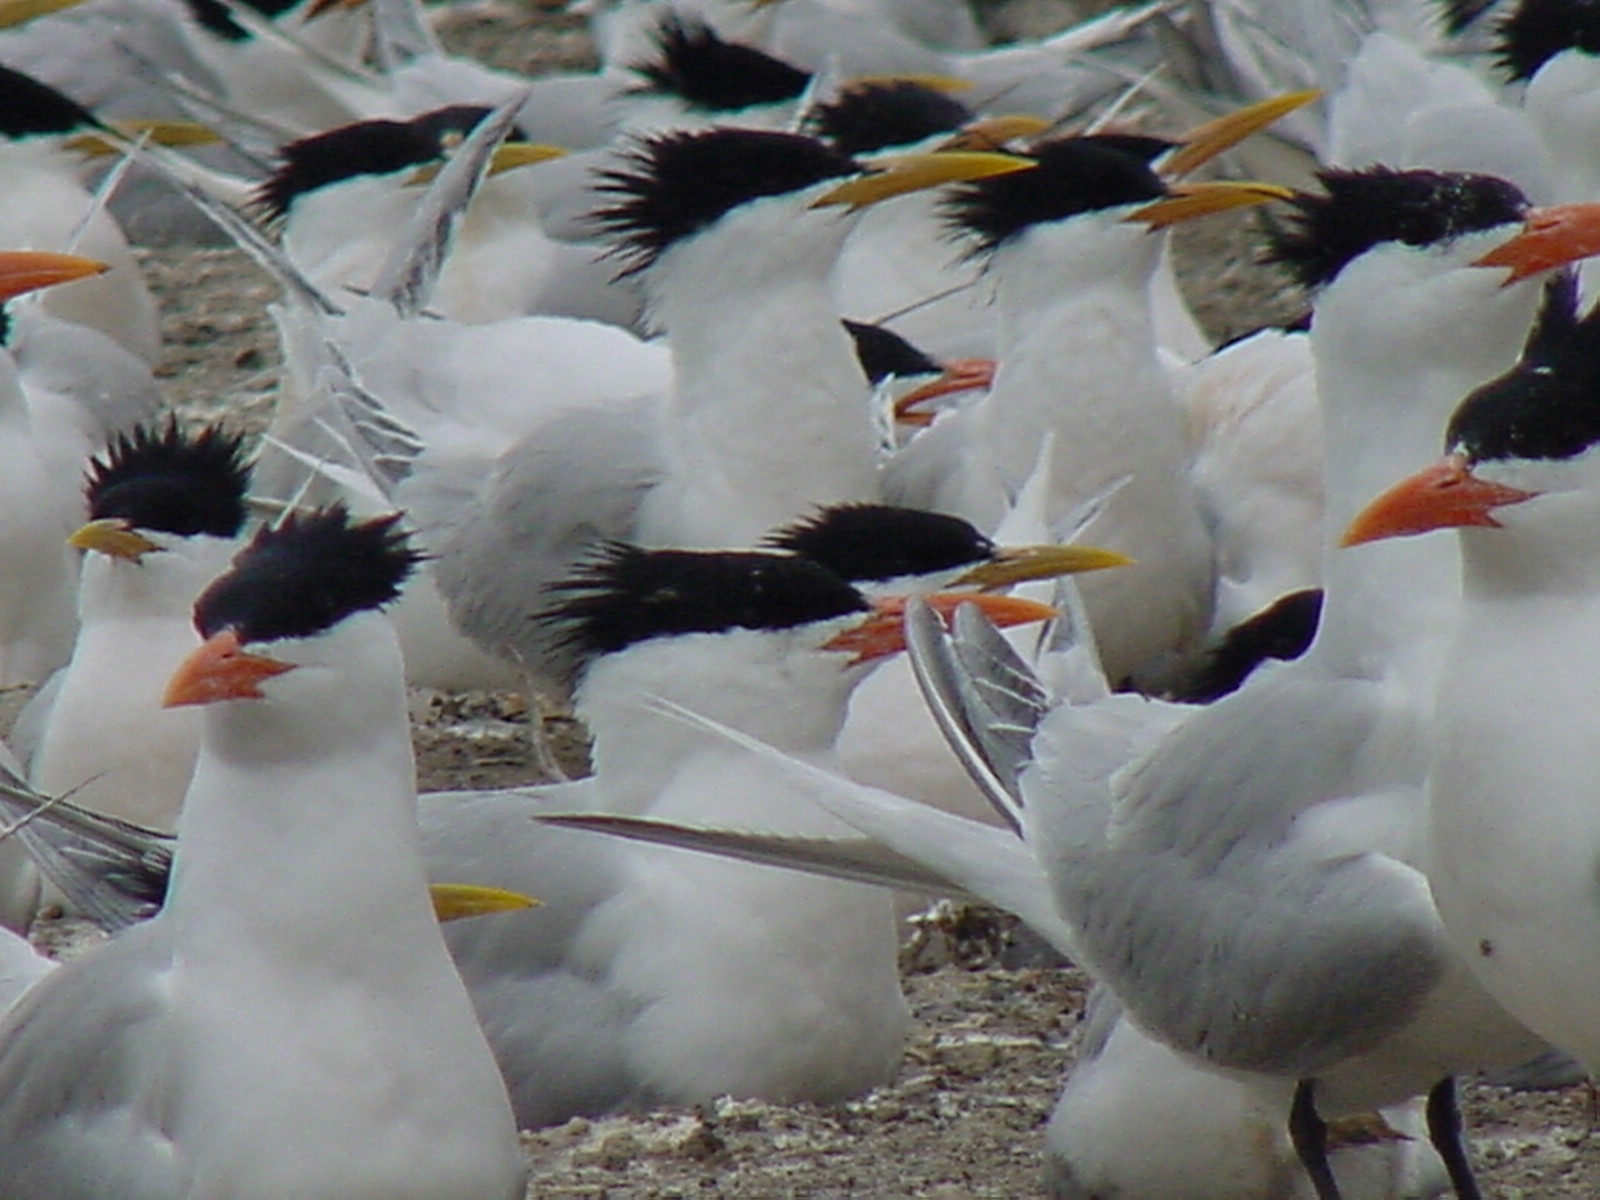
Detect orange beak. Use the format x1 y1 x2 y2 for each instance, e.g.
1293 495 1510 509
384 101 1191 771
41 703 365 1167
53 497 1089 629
823 592 1056 663
162 629 295 708
893 357 997 425
1474 202 1600 284
1341 455 1538 547
0 250 109 303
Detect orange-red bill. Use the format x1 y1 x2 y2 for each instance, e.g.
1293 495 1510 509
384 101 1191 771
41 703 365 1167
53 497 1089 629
0 250 108 303
1474 202 1600 284
893 357 997 425
1341 455 1537 547
162 629 295 708
823 592 1057 663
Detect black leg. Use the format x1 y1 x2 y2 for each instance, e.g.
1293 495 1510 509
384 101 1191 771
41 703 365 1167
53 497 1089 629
1426 1076 1482 1200
1290 1079 1343 1200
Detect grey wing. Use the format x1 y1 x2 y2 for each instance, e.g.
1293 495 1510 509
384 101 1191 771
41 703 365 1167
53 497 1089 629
417 783 649 1125
0 927 186 1200
0 768 172 931
1034 675 1450 1077
426 397 663 695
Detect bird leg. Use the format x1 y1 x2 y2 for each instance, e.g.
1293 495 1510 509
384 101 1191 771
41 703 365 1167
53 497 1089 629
1290 1079 1343 1200
1425 1076 1482 1200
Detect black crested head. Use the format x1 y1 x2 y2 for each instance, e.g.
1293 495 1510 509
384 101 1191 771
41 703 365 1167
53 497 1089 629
942 134 1169 254
766 502 995 581
592 127 857 275
541 543 868 661
181 0 304 41
1264 166 1529 288
0 66 99 139
193 507 420 643
1496 0 1600 80
254 104 492 221
630 16 810 111
1447 271 1600 462
85 420 251 538
807 80 973 156
842 319 941 384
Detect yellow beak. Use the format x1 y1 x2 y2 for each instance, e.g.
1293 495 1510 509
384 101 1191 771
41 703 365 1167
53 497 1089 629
1160 89 1321 178
951 543 1133 590
812 150 1036 210
67 518 163 562
428 883 541 923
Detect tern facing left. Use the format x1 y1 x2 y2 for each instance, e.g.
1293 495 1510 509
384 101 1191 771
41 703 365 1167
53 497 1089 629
0 508 526 1199
1346 278 1600 1073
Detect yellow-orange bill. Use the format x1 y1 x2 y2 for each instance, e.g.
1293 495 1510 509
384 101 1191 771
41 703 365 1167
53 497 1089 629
1474 202 1600 284
67 518 161 562
1161 89 1321 178
162 630 295 708
0 250 108 303
951 543 1133 589
1126 180 1294 230
1340 455 1537 547
428 883 540 923
823 592 1057 663
812 150 1035 210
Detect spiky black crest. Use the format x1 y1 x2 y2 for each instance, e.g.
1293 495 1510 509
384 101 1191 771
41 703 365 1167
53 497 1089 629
181 0 303 41
194 507 419 643
254 104 493 220
541 543 868 660
630 16 810 111
0 65 99 139
1447 272 1600 462
1496 0 1600 80
942 135 1169 254
807 80 973 156
766 502 996 582
1264 167 1529 289
85 420 251 538
842 319 941 384
592 128 857 274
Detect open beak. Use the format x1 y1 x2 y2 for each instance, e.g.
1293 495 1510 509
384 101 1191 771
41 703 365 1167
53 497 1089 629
0 250 108 303
1473 202 1600 284
823 592 1056 663
1126 180 1293 230
893 357 996 424
812 150 1035 210
67 517 162 562
940 114 1053 153
163 629 295 708
428 883 540 922
951 542 1133 589
1341 454 1538 547
1160 90 1321 178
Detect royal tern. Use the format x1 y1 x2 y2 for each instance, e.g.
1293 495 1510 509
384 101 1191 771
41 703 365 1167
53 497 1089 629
1344 273 1600 1076
595 168 1600 1198
0 64 162 362
0 250 163 692
24 420 251 829
884 131 1288 685
0 506 527 1198
256 103 573 323
424 126 1028 694
423 543 1054 1127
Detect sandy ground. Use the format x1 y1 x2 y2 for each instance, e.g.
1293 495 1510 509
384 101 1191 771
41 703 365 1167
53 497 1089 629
24 2 1600 1196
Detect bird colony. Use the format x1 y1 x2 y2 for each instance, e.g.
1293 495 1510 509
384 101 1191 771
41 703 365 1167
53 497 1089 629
2 0 1600 1196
